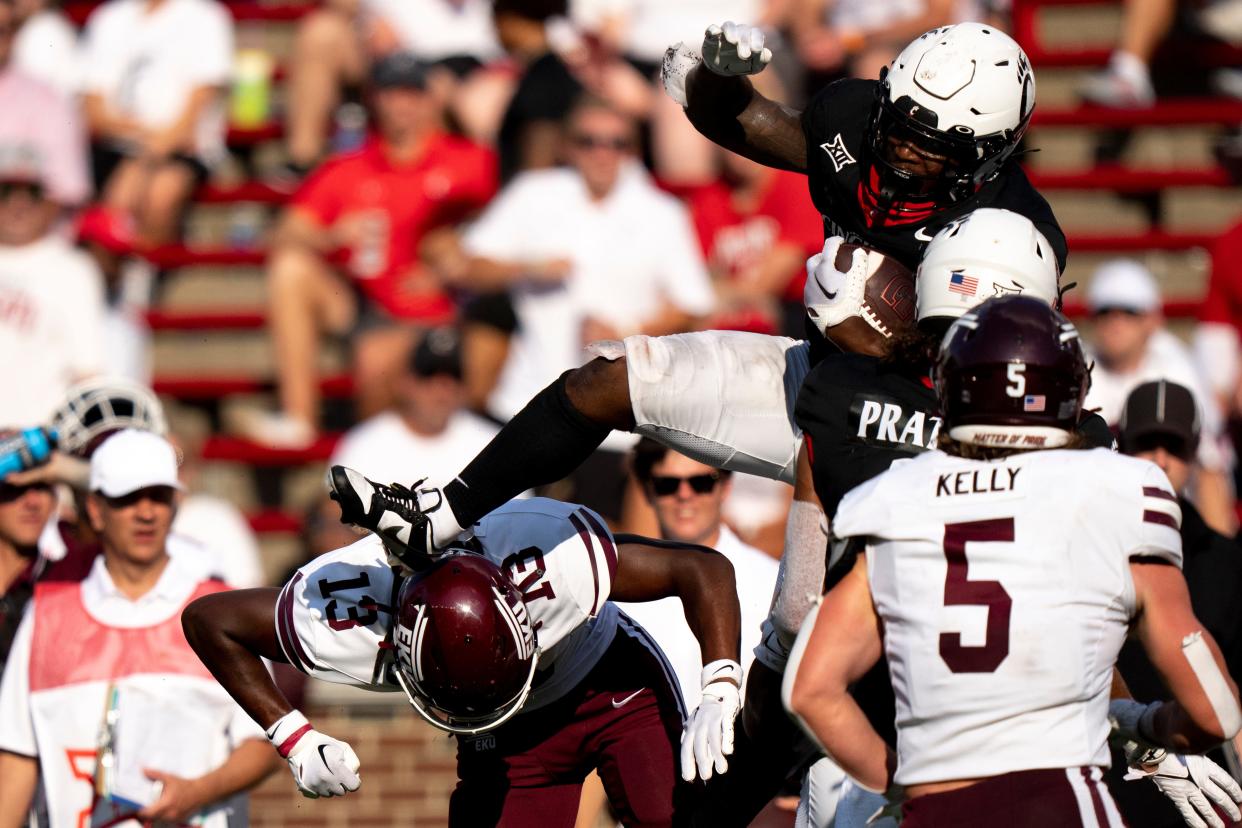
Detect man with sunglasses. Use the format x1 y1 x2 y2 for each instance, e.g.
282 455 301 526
617 440 778 708
1083 260 1236 534
0 429 277 827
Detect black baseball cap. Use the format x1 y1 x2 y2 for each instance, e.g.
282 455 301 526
1118 379 1200 460
409 327 463 379
371 52 429 90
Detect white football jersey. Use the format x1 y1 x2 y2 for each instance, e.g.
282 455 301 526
275 498 621 714
832 448 1182 786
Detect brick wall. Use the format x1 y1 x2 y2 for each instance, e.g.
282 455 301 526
248 704 458 827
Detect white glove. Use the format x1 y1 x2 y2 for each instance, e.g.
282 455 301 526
266 710 361 799
680 659 742 781
804 236 870 336
1126 752 1242 828
701 22 772 77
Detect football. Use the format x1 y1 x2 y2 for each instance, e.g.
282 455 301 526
822 243 917 353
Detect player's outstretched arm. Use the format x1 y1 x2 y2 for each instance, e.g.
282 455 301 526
671 24 808 172
783 552 895 794
183 590 362 799
612 535 742 781
1127 561 1242 753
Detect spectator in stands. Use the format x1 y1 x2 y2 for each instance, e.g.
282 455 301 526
615 438 778 705
454 95 715 518
0 147 104 428
0 430 276 826
1108 379 1242 824
789 0 956 83
280 0 501 182
488 0 582 183
12 0 79 96
690 151 824 336
1083 259 1237 532
1193 218 1242 416
329 326 501 487
240 52 497 447
0 470 54 679
80 0 233 248
0 0 88 212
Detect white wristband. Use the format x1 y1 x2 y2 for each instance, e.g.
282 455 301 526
265 709 312 758
702 658 743 689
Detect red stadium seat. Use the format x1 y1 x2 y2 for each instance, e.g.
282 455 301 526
201 434 342 465
153 374 353 398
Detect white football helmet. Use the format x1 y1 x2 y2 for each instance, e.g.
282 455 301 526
916 208 1059 322
50 377 168 457
868 23 1035 210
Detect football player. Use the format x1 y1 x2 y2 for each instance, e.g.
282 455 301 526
785 296 1242 827
318 22 1065 567
182 497 742 826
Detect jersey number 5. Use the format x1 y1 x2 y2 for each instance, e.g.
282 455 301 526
940 518 1013 673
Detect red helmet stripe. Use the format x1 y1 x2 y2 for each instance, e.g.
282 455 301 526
578 509 618 579
567 512 602 615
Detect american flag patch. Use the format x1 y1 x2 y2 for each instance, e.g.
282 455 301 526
1023 395 1046 412
948 271 978 296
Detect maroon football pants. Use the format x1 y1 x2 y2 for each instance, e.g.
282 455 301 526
449 616 691 827
901 767 1129 827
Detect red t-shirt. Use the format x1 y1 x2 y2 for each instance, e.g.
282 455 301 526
1200 221 1242 329
689 170 824 302
293 133 498 321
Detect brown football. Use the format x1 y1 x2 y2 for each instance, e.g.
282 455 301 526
823 242 916 355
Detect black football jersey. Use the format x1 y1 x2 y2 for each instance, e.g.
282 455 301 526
796 352 1113 517
800 78 1068 274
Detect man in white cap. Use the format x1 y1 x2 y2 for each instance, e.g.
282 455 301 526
0 429 276 827
1084 259 1236 533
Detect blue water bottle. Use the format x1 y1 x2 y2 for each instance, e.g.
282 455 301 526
0 427 57 479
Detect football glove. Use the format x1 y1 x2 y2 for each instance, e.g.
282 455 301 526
1126 752 1242 828
266 710 361 799
702 22 772 77
680 659 742 781
804 236 870 336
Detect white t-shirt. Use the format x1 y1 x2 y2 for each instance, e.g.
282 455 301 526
833 447 1182 786
1085 329 1232 472
0 555 264 828
364 0 500 63
615 526 777 708
275 498 622 714
81 0 233 163
172 494 265 588
329 409 501 491
13 10 82 96
572 0 761 62
463 164 715 424
0 235 104 427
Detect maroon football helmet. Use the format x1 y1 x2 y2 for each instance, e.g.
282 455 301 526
393 551 539 734
934 295 1090 449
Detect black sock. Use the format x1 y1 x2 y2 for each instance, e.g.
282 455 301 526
443 371 612 528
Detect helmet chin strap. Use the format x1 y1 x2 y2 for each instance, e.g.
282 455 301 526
395 648 542 736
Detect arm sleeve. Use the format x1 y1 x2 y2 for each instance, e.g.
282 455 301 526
1125 461 1184 567
655 201 717 316
0 606 37 757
